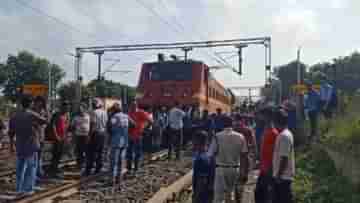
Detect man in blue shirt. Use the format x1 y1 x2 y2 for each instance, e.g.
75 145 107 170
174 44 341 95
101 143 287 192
182 106 192 147
320 76 334 119
192 131 213 203
305 82 321 141
214 108 225 133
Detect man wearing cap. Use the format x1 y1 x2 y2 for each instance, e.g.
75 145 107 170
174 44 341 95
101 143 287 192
86 98 108 175
208 116 249 203
272 109 295 203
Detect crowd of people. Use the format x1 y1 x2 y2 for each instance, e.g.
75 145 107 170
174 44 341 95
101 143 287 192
5 94 298 203
191 104 295 203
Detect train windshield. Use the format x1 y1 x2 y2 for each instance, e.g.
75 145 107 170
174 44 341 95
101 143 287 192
149 63 192 81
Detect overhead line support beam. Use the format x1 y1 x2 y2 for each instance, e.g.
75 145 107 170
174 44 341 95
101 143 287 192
74 37 272 106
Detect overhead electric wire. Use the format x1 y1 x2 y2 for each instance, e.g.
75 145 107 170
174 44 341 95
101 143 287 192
154 1 241 72
155 0 238 71
70 3 149 71
13 0 146 81
14 0 98 40
135 0 227 66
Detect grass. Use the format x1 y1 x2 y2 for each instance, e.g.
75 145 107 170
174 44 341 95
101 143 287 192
294 147 360 203
321 96 360 156
294 96 360 202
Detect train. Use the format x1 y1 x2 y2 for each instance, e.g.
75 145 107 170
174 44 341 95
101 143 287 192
136 55 235 113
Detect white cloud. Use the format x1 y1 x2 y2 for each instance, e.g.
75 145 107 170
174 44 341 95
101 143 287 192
330 0 346 9
272 8 320 47
1 0 360 88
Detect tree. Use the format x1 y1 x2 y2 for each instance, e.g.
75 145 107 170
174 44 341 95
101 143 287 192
57 81 92 103
87 79 136 101
0 51 65 101
57 79 136 105
308 52 360 94
274 61 307 99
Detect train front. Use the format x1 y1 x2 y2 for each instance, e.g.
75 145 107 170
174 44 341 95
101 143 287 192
136 58 204 110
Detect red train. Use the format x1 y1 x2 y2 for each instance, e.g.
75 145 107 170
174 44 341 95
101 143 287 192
136 56 235 113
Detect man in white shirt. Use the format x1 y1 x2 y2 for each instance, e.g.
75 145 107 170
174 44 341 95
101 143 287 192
85 98 108 175
208 116 249 203
168 101 186 160
272 109 295 203
70 103 90 169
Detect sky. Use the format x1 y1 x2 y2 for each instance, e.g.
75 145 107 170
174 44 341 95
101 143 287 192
1 0 359 97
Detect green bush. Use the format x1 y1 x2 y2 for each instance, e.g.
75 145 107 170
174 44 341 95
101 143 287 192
323 96 360 155
294 148 360 203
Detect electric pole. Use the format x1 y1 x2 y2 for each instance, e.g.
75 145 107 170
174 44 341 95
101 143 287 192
94 50 104 81
182 47 193 61
48 65 52 112
296 47 306 145
236 44 248 75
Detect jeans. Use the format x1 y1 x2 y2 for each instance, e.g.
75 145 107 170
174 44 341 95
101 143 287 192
36 143 44 178
183 128 192 147
86 132 106 175
273 179 293 203
110 147 125 179
168 128 183 159
255 174 273 203
126 138 143 171
152 126 162 152
308 111 318 139
16 153 37 193
50 140 65 175
75 136 88 168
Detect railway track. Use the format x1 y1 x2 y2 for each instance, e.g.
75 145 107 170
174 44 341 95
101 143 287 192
0 149 174 203
0 158 76 179
0 158 78 203
28 149 193 203
0 141 74 178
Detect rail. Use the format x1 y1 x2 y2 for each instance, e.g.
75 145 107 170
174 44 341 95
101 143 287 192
14 149 170 203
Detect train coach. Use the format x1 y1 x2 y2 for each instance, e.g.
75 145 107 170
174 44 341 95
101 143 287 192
136 55 235 113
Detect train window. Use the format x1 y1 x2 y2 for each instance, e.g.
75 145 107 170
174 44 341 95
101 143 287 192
149 62 192 81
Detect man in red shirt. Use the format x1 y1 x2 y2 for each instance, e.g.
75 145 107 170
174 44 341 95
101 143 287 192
255 106 279 203
49 101 70 178
126 101 153 174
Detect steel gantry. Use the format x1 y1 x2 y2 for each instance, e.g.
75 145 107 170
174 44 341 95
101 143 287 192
73 37 272 106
